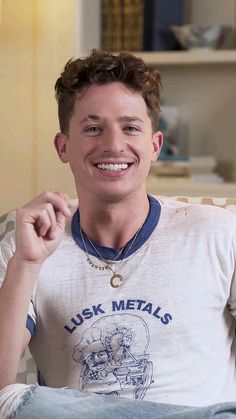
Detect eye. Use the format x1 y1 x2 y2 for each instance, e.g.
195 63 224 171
123 125 141 133
83 126 103 135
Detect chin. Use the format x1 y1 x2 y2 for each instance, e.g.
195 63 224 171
94 186 145 204
95 192 129 204
77 178 147 203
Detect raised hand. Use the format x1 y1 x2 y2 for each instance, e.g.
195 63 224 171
14 191 73 265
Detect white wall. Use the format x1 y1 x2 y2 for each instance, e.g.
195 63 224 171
0 0 35 213
0 0 77 213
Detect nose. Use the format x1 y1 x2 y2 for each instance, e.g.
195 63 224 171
100 127 125 154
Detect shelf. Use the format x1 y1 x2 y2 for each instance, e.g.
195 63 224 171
147 175 236 198
131 50 236 66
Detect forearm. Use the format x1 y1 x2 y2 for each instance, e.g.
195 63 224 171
0 192 70 389
0 256 41 389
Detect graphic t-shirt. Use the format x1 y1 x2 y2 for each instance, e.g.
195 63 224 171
1 196 236 406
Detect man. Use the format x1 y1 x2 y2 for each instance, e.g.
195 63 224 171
1 50 236 418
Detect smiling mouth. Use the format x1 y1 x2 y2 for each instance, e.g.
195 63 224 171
96 163 130 171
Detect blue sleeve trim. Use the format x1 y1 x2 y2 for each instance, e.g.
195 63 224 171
26 314 36 336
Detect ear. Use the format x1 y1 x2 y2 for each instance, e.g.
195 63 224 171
151 131 163 162
54 133 69 163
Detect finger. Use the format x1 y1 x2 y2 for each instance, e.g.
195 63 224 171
54 192 75 209
41 203 67 241
44 198 67 239
55 210 66 232
23 191 73 217
64 193 75 208
45 203 58 240
63 193 75 208
35 210 51 238
43 191 72 217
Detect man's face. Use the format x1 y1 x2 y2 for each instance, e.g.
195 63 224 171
55 82 162 203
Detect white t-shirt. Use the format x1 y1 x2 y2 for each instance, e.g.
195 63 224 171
1 196 236 407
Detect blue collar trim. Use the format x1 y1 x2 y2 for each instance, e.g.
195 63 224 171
71 195 161 261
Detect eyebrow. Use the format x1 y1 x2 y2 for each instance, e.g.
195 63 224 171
80 115 101 123
80 115 145 124
118 116 144 124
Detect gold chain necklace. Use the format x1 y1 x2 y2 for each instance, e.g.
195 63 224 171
79 225 142 288
84 232 125 265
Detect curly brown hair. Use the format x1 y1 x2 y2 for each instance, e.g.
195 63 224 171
55 49 161 134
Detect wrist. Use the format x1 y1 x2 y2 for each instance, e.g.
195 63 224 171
9 255 43 276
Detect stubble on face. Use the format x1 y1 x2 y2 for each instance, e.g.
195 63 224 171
65 83 161 205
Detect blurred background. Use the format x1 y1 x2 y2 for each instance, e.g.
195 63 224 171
0 0 236 214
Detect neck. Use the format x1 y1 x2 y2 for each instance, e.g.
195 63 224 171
78 191 150 249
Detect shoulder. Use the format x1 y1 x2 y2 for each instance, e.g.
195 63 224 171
152 195 236 232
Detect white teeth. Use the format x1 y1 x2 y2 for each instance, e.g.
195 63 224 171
97 163 128 171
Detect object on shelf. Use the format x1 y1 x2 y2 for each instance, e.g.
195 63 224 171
150 155 224 184
143 0 184 51
147 175 235 198
159 105 187 161
190 174 224 184
150 160 190 177
171 24 233 50
101 0 143 51
152 104 189 177
189 156 224 183
189 156 217 174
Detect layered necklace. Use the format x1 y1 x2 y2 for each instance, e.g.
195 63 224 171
79 225 142 288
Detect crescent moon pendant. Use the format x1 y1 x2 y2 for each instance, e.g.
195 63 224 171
110 273 123 288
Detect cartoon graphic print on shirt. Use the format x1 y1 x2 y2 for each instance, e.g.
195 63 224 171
72 314 153 399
